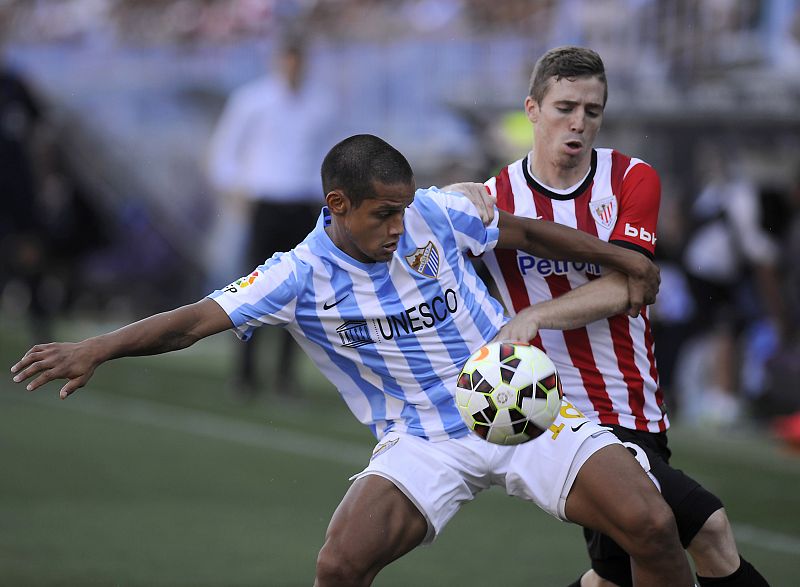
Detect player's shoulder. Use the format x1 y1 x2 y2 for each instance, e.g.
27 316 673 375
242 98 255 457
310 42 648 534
411 186 460 212
600 147 654 170
597 148 659 185
485 156 526 200
490 156 526 179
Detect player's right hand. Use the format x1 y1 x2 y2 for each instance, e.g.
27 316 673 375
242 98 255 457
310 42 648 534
442 182 496 225
10 341 101 399
624 255 660 316
492 306 540 344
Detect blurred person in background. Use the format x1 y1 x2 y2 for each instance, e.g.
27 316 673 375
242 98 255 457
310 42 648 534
647 173 696 416
0 53 49 342
0 54 108 341
682 143 788 427
207 31 331 399
770 169 800 448
474 46 768 587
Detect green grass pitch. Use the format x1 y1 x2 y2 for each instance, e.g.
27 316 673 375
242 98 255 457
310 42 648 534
2 318 798 586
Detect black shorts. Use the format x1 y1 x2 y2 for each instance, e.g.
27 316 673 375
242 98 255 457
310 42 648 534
585 425 723 587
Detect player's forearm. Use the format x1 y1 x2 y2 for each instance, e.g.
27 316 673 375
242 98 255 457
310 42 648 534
497 211 658 310
518 217 640 271
90 300 228 363
526 272 629 331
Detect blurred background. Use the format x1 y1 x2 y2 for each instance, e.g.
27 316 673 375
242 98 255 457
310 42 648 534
1 0 799 585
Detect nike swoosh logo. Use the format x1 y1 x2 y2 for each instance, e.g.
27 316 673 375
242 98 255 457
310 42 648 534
571 421 589 432
323 294 350 310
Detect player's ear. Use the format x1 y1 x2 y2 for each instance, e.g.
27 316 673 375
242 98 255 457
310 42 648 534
325 189 350 214
524 96 539 123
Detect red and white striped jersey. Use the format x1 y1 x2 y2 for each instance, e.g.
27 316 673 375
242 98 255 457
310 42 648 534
483 148 668 433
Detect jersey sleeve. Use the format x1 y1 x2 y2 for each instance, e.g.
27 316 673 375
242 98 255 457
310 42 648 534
609 161 661 258
207 252 299 341
427 187 500 255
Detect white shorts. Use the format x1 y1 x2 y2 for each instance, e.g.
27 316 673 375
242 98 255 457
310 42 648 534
351 399 618 544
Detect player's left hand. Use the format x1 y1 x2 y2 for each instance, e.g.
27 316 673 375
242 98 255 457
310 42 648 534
625 255 660 317
443 182 496 225
492 307 539 344
11 340 102 399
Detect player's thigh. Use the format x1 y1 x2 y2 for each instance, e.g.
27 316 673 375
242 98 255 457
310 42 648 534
501 400 620 520
564 443 672 543
321 474 427 572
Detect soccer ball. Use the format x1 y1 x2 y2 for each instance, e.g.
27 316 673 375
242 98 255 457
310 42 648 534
455 342 563 445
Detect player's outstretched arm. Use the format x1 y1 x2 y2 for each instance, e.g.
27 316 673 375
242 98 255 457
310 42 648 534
496 211 659 315
495 270 630 343
10 298 233 399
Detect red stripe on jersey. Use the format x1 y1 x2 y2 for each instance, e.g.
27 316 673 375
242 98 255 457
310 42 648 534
495 165 514 212
608 315 648 430
610 150 631 197
533 189 618 422
642 310 667 432
574 183 599 237
609 151 653 428
493 166 542 347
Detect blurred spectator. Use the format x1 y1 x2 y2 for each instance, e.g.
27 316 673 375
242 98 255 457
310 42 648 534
786 171 800 329
681 143 788 426
0 56 50 341
0 52 111 338
649 174 696 414
206 32 332 399
764 170 800 447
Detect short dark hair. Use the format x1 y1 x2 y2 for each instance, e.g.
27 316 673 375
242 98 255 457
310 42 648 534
528 46 607 106
321 134 415 207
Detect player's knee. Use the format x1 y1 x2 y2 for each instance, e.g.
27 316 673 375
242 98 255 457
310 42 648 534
691 508 733 550
688 508 740 571
621 498 679 560
315 541 369 587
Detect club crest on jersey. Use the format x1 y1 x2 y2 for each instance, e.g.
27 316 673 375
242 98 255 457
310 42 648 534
590 196 617 229
405 241 440 278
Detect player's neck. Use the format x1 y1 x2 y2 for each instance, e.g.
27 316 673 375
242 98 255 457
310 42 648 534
528 150 592 190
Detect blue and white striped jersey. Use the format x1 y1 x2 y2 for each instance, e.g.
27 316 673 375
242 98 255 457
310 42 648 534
209 187 507 441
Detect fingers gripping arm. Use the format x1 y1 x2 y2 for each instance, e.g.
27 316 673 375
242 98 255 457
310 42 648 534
441 182 496 225
10 298 233 398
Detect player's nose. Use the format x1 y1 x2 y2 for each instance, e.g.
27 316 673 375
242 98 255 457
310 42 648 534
388 214 404 236
569 110 585 132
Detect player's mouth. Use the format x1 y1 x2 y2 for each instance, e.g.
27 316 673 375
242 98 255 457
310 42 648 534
382 241 398 253
564 140 583 155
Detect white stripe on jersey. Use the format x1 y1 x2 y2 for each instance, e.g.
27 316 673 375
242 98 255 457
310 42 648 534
209 187 507 442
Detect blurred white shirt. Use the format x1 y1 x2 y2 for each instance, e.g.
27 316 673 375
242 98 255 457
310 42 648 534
208 75 330 202
684 179 778 283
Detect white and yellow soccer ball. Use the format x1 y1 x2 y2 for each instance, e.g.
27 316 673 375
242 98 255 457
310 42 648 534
455 342 563 445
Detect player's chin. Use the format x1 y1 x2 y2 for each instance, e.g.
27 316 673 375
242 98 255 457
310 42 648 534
371 249 395 262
